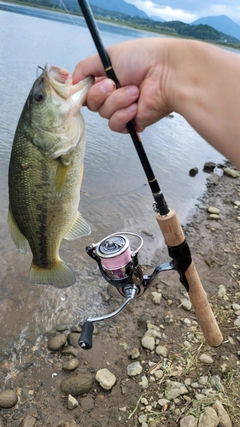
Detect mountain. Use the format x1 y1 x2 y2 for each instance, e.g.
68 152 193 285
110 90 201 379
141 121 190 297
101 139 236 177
89 0 148 19
150 15 165 22
192 15 240 41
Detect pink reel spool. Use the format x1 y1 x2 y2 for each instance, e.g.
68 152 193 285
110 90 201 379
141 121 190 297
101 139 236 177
96 235 132 280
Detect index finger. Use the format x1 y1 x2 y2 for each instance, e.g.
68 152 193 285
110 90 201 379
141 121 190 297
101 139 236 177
72 53 105 84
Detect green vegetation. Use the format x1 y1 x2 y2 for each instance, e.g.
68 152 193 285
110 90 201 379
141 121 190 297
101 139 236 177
2 0 240 49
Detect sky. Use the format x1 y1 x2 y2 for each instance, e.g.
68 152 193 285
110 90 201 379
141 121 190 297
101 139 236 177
125 0 240 25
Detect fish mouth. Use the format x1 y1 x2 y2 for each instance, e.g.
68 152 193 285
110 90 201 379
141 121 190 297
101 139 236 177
44 64 94 104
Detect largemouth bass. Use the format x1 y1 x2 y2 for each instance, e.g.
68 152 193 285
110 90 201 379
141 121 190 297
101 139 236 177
8 65 93 288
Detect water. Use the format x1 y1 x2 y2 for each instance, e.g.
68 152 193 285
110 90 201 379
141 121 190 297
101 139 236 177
0 4 225 352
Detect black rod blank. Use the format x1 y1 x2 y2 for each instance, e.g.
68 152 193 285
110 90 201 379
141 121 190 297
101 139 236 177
78 0 169 215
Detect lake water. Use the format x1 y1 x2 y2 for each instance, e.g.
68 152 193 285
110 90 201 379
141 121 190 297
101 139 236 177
0 3 226 354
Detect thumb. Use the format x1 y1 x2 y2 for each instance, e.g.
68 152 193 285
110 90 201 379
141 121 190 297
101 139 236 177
72 53 105 84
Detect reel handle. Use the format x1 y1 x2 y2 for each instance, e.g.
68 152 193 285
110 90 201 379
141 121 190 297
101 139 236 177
156 209 223 347
79 321 94 350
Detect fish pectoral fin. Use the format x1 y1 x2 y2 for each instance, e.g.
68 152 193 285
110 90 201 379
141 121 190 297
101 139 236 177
30 259 76 288
55 160 71 193
64 211 91 241
8 207 28 254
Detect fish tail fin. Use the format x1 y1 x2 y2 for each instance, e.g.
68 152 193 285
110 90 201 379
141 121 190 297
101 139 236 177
29 259 76 288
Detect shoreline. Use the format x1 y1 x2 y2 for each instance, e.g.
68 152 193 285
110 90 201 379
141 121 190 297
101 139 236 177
0 163 240 425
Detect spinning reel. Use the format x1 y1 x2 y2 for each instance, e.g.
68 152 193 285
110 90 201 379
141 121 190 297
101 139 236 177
79 231 175 350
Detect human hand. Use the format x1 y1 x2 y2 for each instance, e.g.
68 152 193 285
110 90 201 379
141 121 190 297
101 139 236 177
72 38 172 133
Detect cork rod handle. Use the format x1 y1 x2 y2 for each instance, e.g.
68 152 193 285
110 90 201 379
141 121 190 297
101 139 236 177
156 209 223 347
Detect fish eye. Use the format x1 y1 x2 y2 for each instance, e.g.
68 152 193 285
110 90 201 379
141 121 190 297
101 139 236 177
33 91 45 103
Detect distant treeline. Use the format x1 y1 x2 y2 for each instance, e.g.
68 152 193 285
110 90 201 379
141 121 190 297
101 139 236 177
13 0 240 48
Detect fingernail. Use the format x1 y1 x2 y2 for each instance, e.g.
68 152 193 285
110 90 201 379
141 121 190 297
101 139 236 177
126 86 139 97
101 79 116 94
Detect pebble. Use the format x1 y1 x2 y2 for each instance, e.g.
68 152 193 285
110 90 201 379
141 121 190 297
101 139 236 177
67 333 80 348
127 361 143 377
210 375 224 392
48 334 67 351
129 347 140 359
180 415 196 427
223 168 240 178
0 389 18 409
139 375 149 390
165 380 188 400
67 394 78 410
198 407 219 427
80 396 94 412
60 374 93 396
154 369 164 379
208 214 220 220
21 415 37 427
218 285 227 299
232 303 240 311
141 335 155 351
56 323 69 332
61 346 78 357
96 368 116 390
62 358 79 371
180 298 192 311
151 291 162 304
199 353 214 364
189 167 198 177
207 206 220 214
155 345 168 357
158 398 170 407
213 399 232 427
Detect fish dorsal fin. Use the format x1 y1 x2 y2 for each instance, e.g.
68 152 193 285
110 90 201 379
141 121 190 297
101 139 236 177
55 159 71 193
64 211 91 241
8 207 28 254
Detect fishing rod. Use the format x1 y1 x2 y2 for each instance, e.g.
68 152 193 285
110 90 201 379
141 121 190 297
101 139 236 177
77 0 223 350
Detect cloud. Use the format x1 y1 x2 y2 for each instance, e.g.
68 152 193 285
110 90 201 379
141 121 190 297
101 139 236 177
125 0 240 24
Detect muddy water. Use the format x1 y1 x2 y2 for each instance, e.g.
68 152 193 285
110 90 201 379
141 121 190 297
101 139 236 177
0 5 225 357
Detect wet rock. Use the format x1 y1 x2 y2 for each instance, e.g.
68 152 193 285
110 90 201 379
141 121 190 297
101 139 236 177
62 358 79 371
223 168 240 178
165 380 188 400
67 333 80 348
199 353 214 364
198 407 219 427
56 324 69 332
207 173 221 185
60 374 93 396
0 389 18 408
203 162 216 173
213 399 232 427
67 394 78 410
96 368 116 390
180 415 196 427
207 206 220 214
48 334 67 351
127 361 143 377
189 167 198 177
61 346 78 357
80 396 94 412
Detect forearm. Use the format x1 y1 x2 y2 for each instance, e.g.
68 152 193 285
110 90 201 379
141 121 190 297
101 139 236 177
165 40 240 168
